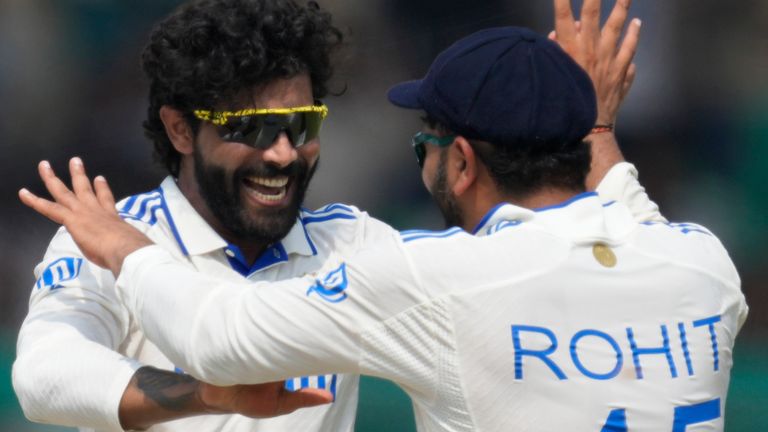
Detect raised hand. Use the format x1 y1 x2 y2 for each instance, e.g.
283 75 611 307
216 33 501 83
551 0 641 127
19 157 153 275
549 0 641 189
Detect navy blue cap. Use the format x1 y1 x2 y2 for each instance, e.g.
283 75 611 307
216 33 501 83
388 27 596 146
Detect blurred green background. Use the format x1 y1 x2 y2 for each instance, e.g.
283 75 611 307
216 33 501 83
1 0 766 430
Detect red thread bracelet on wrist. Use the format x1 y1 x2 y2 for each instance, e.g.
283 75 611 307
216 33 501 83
590 124 614 134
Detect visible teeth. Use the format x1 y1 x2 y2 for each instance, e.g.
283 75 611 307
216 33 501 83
248 188 287 202
248 176 289 188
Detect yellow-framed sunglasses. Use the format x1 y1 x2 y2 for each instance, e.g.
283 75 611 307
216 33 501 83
192 104 329 149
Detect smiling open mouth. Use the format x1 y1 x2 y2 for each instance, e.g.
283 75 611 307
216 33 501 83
242 176 289 202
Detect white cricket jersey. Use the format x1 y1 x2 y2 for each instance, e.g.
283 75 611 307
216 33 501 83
14 177 374 431
114 163 747 431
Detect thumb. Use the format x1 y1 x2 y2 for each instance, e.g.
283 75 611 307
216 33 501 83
277 388 334 415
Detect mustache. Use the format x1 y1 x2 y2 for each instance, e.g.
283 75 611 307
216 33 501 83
235 160 306 179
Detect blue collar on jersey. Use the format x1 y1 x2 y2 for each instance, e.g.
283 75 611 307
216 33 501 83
472 192 604 236
154 177 317 261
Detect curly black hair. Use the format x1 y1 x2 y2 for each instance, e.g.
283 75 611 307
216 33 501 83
141 0 343 176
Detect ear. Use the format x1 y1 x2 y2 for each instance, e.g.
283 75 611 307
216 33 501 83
159 105 194 155
450 137 478 197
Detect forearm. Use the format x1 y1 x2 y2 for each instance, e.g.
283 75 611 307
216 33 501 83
14 276 144 430
585 132 625 191
14 328 141 430
119 367 209 431
585 131 666 222
117 246 362 386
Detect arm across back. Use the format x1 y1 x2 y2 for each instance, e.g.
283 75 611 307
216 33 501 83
116 219 428 388
115 161 664 389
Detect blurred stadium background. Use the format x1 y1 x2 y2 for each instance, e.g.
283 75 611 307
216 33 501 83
0 0 766 430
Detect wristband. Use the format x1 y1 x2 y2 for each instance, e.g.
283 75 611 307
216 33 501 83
590 124 614 134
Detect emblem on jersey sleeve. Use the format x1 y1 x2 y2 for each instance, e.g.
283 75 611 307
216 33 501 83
35 257 84 290
306 263 348 303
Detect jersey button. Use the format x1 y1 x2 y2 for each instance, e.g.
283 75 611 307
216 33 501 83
225 248 235 258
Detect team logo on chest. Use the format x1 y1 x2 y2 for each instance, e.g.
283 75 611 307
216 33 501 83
306 263 348 303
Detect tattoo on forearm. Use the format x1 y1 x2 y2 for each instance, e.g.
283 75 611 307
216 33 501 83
134 366 199 412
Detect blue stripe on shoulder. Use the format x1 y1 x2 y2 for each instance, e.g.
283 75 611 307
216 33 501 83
157 187 190 256
302 213 357 225
400 228 448 236
119 194 140 213
117 188 189 256
486 219 523 235
119 190 159 213
298 217 318 255
401 227 464 243
133 195 161 222
534 191 598 213
118 189 166 227
120 190 161 216
302 203 356 216
640 221 712 236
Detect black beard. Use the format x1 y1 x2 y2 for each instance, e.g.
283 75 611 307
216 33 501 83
193 150 317 245
432 149 464 229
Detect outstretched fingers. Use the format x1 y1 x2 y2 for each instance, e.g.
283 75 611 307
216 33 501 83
622 62 637 99
553 0 577 41
69 157 99 204
580 0 601 43
21 157 148 274
38 161 80 210
94 176 117 212
599 0 632 57
18 188 69 225
615 18 641 75
20 158 115 225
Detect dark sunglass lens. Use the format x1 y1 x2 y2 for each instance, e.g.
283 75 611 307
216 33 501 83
250 114 284 149
239 115 266 147
303 112 322 144
216 112 322 149
221 116 259 142
411 133 427 168
284 113 307 147
414 143 425 168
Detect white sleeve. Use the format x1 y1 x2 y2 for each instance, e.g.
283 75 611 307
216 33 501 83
596 162 667 223
13 228 142 431
116 231 426 387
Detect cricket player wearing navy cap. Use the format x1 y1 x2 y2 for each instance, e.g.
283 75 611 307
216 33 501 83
22 16 748 431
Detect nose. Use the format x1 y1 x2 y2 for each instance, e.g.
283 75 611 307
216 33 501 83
261 132 298 168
